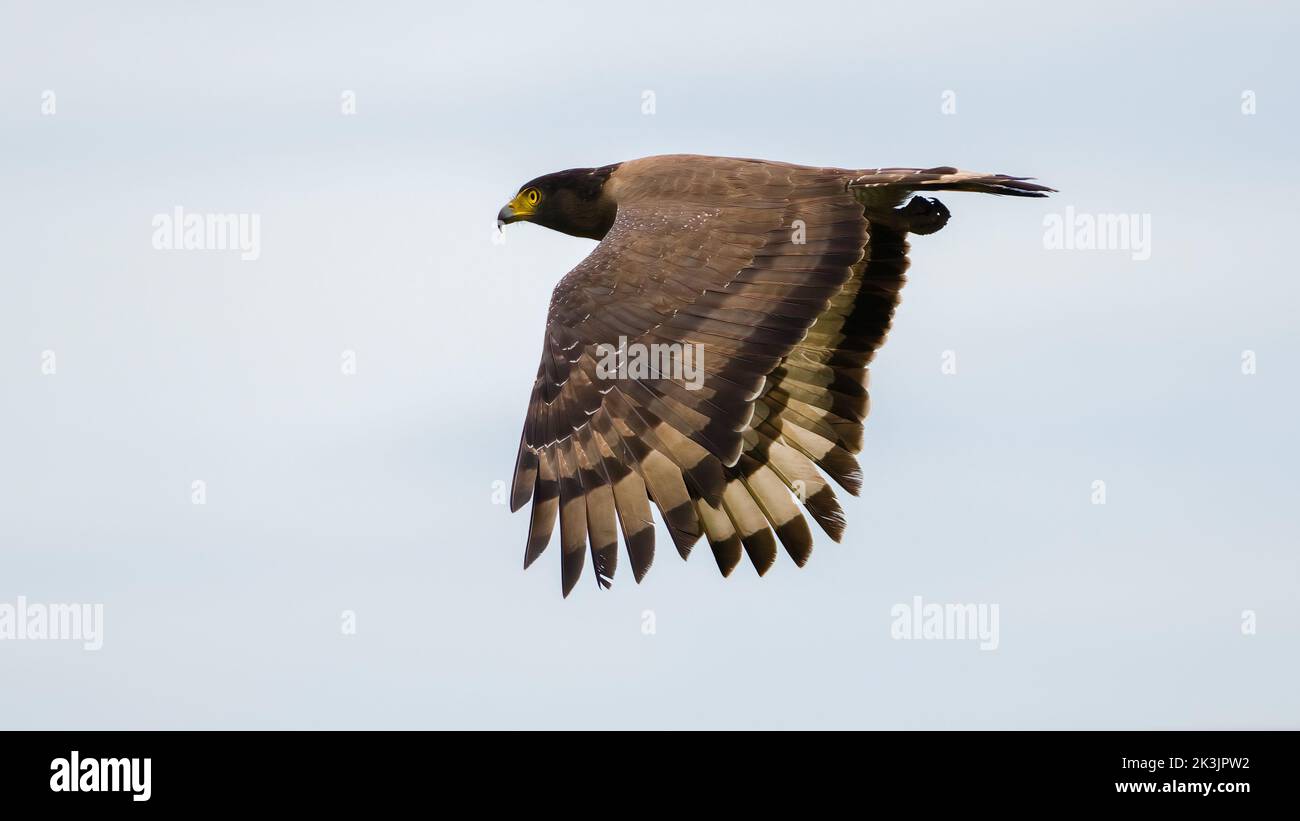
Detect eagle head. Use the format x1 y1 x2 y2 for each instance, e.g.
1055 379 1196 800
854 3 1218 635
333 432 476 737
497 164 619 240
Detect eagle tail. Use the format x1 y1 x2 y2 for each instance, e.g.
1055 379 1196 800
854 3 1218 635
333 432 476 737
848 166 1054 198
848 167 1053 235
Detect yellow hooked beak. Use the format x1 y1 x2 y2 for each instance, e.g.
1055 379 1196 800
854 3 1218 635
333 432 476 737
497 191 536 225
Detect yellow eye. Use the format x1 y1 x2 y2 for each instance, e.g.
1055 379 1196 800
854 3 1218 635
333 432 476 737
525 188 541 206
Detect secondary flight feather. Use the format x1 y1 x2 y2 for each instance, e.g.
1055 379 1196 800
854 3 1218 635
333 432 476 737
497 154 1052 596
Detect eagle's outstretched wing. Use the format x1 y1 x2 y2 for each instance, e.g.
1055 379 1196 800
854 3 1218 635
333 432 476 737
510 155 1050 595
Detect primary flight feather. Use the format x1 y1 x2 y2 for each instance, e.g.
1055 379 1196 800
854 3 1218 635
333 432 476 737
497 154 1052 596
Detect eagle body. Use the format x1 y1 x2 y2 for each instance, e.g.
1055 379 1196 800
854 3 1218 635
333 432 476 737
498 154 1051 595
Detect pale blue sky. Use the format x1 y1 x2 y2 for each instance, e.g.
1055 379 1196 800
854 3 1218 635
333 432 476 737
1 0 1296 728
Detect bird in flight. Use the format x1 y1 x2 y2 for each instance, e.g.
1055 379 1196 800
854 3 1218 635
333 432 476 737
498 154 1051 595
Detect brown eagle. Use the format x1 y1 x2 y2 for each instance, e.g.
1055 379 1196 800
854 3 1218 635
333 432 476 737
498 155 1051 595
